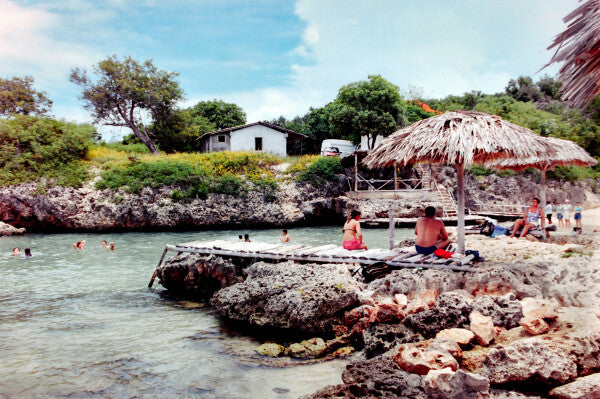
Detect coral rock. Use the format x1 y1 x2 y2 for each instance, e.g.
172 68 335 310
287 338 327 358
548 372 600 399
424 367 490 399
436 328 475 347
519 316 550 336
469 311 496 346
255 343 285 357
394 344 459 375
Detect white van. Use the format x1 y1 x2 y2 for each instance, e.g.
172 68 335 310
320 139 356 158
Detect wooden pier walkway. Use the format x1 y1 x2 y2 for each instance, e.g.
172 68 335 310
155 240 477 273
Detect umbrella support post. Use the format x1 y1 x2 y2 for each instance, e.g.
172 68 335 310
456 163 466 255
388 203 395 250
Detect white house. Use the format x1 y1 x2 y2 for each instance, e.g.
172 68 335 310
197 122 306 157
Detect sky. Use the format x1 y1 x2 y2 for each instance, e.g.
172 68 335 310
0 0 580 140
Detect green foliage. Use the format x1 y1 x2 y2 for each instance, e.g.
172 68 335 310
151 99 246 153
70 55 183 154
101 141 150 154
0 115 96 187
296 156 343 187
330 75 407 149
189 100 246 130
548 165 600 181
0 76 52 116
469 165 494 176
93 151 281 202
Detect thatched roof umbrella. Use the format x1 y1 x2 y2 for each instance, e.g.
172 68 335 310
544 0 600 106
486 137 597 207
363 111 553 254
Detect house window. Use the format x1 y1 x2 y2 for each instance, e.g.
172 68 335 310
255 137 263 151
218 135 226 143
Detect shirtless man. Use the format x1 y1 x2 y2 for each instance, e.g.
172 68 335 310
415 206 451 255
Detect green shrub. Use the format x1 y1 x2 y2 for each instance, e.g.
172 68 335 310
0 115 96 187
469 165 493 176
94 151 281 201
101 142 150 154
548 165 600 181
297 156 343 187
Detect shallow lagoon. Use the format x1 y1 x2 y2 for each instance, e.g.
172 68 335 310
0 227 412 398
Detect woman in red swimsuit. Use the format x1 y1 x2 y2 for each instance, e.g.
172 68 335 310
343 210 368 250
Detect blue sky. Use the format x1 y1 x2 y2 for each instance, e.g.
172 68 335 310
0 0 580 140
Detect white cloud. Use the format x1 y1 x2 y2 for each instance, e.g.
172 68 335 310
215 0 579 122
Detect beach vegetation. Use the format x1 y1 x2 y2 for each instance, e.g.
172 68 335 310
295 156 343 187
90 149 282 202
0 115 96 187
0 76 53 117
70 56 183 154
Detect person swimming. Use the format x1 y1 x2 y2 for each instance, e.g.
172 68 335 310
73 240 86 250
12 247 20 257
279 229 290 242
343 210 368 250
23 248 33 258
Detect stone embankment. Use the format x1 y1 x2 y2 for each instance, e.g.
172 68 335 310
154 232 600 398
1 168 598 233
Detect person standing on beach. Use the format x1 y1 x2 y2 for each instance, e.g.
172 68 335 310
556 202 564 227
545 201 553 224
574 203 583 229
510 197 544 238
343 210 368 250
414 206 450 255
563 199 572 227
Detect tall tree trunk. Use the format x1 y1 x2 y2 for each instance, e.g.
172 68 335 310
131 124 159 154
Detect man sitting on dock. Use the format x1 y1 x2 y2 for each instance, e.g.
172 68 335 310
415 206 451 255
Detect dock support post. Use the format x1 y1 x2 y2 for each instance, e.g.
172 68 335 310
388 203 395 250
148 246 169 288
354 152 358 192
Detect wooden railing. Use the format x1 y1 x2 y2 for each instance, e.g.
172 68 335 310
354 172 430 191
473 203 524 217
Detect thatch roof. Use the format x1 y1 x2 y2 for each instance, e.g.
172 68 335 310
363 111 552 168
544 0 600 106
485 136 598 171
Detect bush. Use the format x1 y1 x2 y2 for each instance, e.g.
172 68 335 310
92 150 282 201
296 156 343 187
0 115 96 187
469 165 493 176
548 165 600 181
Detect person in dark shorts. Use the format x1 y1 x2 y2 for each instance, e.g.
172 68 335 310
415 206 451 255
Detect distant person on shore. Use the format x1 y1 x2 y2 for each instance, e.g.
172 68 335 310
101 240 108 249
556 202 564 227
574 203 583 229
73 240 86 250
511 197 544 238
279 229 290 242
12 247 20 257
343 210 368 250
414 206 451 255
545 201 553 224
243 234 251 242
109 242 115 251
23 248 33 258
563 199 572 227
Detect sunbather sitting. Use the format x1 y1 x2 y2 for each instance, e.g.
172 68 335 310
510 197 544 238
415 206 451 255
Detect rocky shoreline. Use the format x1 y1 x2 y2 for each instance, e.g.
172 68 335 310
1 169 598 234
154 232 600 398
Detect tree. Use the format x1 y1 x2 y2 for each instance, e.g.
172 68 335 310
330 75 407 149
0 76 52 117
150 99 246 153
189 100 246 130
505 76 542 103
70 56 183 154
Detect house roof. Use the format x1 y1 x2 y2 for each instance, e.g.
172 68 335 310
198 121 307 142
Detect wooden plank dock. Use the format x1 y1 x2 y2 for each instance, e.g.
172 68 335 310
155 240 477 272
363 214 484 227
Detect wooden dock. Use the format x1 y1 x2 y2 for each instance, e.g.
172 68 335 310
155 240 477 273
363 214 484 227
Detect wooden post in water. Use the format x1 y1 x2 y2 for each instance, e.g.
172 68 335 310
388 203 395 250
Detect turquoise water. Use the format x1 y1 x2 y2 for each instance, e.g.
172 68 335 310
0 227 411 398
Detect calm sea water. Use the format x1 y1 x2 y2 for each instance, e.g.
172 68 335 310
0 227 412 398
